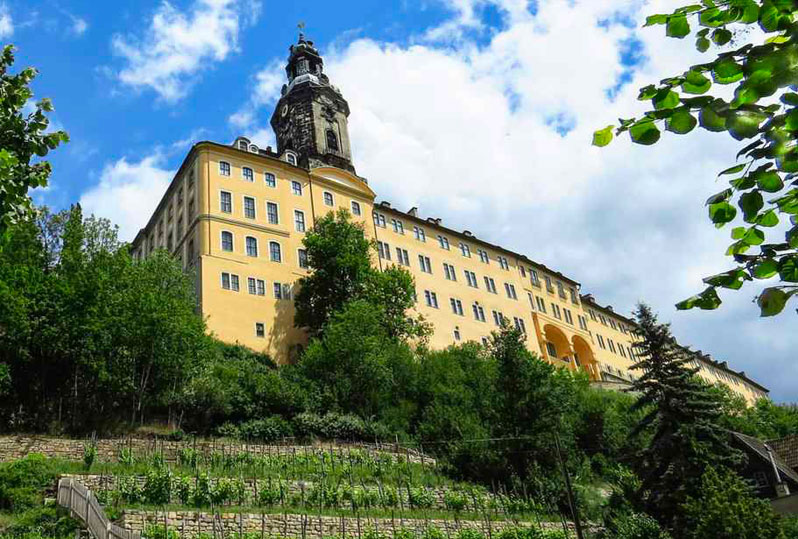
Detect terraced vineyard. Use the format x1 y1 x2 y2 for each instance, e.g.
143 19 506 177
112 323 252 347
52 439 585 539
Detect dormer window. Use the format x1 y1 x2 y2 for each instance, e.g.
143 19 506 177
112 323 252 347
250 145 259 153
285 151 297 166
238 140 248 151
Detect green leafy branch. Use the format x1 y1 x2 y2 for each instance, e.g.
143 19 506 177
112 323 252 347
593 0 798 316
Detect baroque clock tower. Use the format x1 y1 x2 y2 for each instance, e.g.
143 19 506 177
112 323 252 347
270 33 356 173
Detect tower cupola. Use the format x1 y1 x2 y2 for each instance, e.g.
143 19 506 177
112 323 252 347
270 33 356 173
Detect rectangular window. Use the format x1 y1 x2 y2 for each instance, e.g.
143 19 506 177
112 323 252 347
246 236 258 257
492 310 504 326
419 255 432 273
248 277 257 295
244 196 256 219
392 219 404 234
273 282 283 299
520 266 526 278
569 287 579 304
535 296 547 313
242 167 254 182
266 202 279 224
373 212 386 228
269 242 282 262
220 191 232 213
230 274 239 292
597 335 606 349
465 270 477 288
459 242 471 258
530 269 540 287
255 323 265 338
546 342 557 358
608 339 617 354
504 283 517 300
450 298 464 316
424 290 439 308
438 235 450 250
294 210 306 232
545 276 554 293
578 315 588 330
454 327 461 341
564 309 574 325
221 272 231 290
323 191 334 206
498 256 509 270
221 231 233 252
472 302 486 322
291 180 302 195
298 249 309 269
484 276 497 294
528 292 536 310
589 310 597 322
257 279 265 296
610 319 618 330
351 200 361 216
396 248 410 266
557 281 567 299
551 303 562 319
478 249 489 264
514 317 526 334
413 226 426 242
443 263 457 281
219 161 231 176
377 241 391 260
265 173 276 188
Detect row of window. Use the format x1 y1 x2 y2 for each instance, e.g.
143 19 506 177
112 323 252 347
218 231 308 268
219 191 362 225
374 212 579 304
587 308 631 334
595 334 635 360
419 290 527 332
220 271 294 299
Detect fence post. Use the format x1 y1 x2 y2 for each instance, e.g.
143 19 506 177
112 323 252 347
86 490 92 525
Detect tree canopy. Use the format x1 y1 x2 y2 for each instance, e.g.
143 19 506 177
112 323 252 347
0 45 68 239
594 1 798 317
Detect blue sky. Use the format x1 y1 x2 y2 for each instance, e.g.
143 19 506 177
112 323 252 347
5 0 797 401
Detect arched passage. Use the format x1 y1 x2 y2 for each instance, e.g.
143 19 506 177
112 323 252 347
542 324 574 368
572 335 600 380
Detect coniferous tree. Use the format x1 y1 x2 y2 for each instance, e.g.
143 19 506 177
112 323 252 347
628 303 739 535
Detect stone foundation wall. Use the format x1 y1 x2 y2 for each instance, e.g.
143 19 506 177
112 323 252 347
121 510 575 538
0 436 432 465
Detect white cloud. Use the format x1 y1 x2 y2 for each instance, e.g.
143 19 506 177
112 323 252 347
80 154 173 242
111 0 261 101
0 3 13 38
247 0 798 398
70 15 88 36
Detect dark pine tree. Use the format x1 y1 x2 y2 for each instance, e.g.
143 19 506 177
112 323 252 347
628 303 740 536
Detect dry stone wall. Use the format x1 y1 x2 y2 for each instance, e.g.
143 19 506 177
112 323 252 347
121 510 577 538
0 436 432 465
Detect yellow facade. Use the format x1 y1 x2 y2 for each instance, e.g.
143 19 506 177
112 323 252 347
130 138 768 405
130 34 768 405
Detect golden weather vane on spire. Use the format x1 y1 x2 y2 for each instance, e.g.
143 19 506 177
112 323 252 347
297 21 306 40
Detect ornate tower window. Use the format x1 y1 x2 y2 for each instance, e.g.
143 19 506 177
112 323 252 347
326 129 339 152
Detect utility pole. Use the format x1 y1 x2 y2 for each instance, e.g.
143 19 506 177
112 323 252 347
555 434 584 539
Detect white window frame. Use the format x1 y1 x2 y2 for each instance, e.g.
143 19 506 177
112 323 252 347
220 190 233 214
242 166 254 182
291 180 302 195
323 191 335 207
243 195 256 219
219 161 231 177
220 230 234 252
245 236 258 257
351 200 361 216
297 248 309 269
265 172 277 188
294 210 306 232
255 322 265 338
285 151 297 166
269 241 282 263
265 200 280 225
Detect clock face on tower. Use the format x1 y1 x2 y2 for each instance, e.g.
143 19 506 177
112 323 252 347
281 104 289 117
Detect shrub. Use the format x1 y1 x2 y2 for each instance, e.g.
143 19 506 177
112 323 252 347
143 466 172 505
603 512 670 539
444 490 467 512
83 442 98 470
116 475 142 504
143 524 179 539
210 478 235 505
178 448 198 468
215 422 240 439
257 480 286 506
173 476 191 505
191 473 212 507
421 527 446 539
456 529 484 539
0 455 57 511
118 448 135 467
238 417 294 442
380 486 399 508
408 487 435 509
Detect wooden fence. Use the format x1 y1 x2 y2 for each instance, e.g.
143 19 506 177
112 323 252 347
57 477 141 539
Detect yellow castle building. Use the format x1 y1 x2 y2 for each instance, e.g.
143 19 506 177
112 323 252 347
131 34 768 405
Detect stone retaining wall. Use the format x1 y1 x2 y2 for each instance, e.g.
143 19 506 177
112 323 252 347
121 510 575 538
0 436 432 465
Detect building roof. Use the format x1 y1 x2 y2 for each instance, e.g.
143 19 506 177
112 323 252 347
769 434 798 472
733 432 798 485
374 201 582 287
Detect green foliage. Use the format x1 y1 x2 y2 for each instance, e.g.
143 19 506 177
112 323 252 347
82 442 97 470
0 46 68 238
595 0 798 316
682 467 783 539
408 487 435 509
0 455 57 511
142 466 172 505
628 304 741 534
142 524 179 539
602 512 671 539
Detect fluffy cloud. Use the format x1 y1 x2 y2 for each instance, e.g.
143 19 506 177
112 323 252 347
238 0 796 398
70 15 88 36
111 0 261 101
80 155 173 242
0 3 13 38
